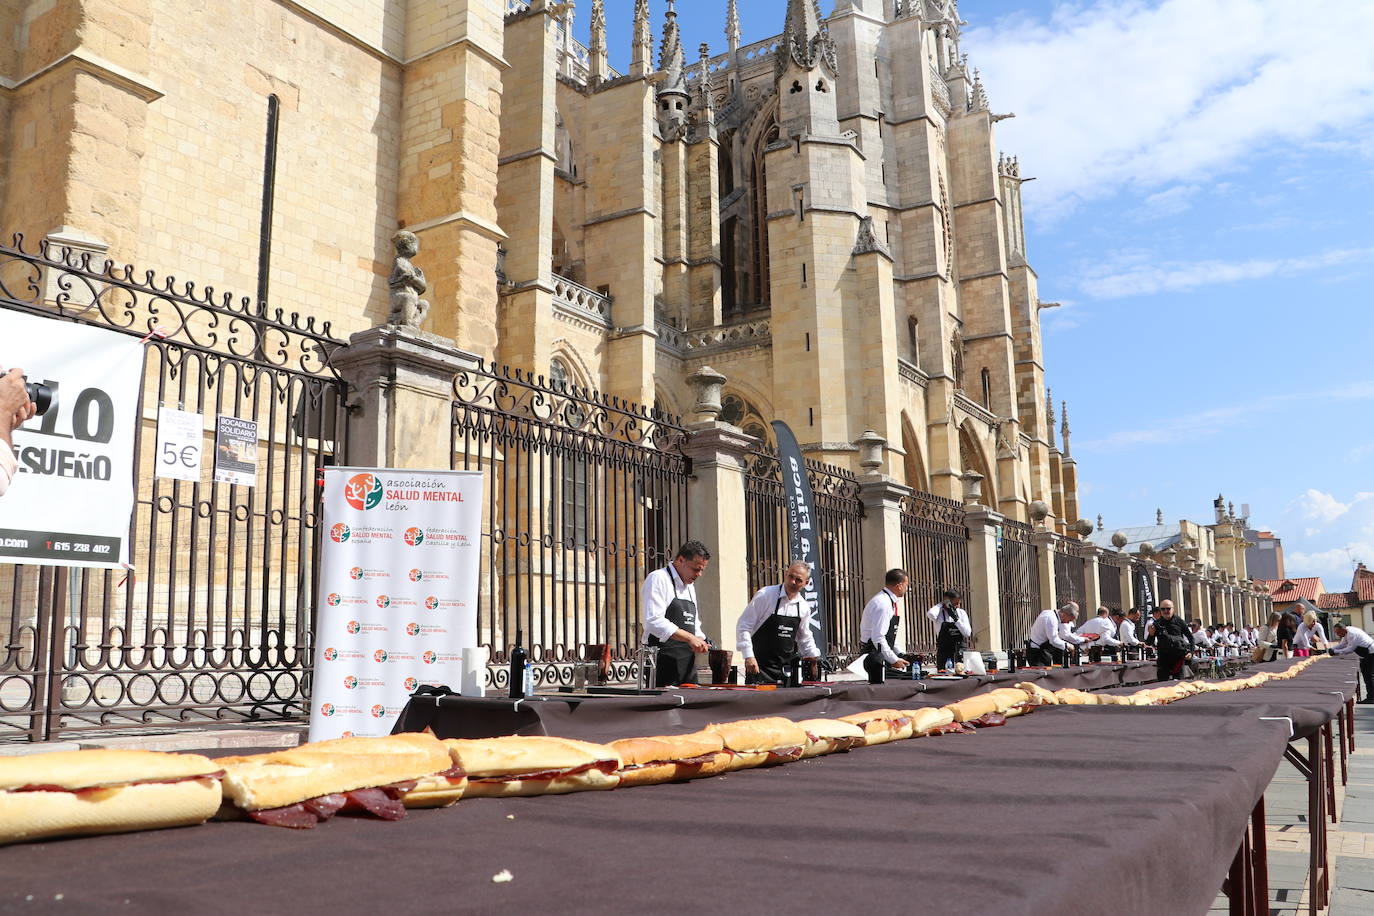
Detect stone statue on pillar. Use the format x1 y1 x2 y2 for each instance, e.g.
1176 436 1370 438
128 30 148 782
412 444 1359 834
388 230 430 329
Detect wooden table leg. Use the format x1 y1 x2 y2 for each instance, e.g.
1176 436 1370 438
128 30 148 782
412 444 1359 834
1252 795 1269 915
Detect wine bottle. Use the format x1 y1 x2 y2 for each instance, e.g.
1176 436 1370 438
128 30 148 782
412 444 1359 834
509 628 528 699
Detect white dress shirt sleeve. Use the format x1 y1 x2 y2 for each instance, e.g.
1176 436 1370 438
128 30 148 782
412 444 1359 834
1315 623 1328 646
861 593 901 664
1118 619 1139 646
796 602 820 659
641 569 684 642
736 587 774 658
1192 631 1212 648
1059 621 1086 646
1095 621 1120 647
928 603 972 638
0 443 15 497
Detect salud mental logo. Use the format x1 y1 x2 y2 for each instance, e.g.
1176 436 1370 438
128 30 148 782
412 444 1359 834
405 622 420 636
330 523 351 543
344 473 384 511
373 649 389 663
349 567 363 580
346 620 361 634
323 647 338 661
425 596 439 610
376 595 391 609
326 593 342 607
320 703 336 717
404 527 425 546
404 677 419 692
422 650 437 665
409 569 424 582
370 704 386 718
343 675 358 690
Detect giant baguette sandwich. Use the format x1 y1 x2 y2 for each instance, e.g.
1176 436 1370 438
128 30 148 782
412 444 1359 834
903 707 957 736
446 736 622 797
218 732 465 828
946 688 1036 722
0 749 223 845
706 717 810 770
837 709 915 744
795 718 866 758
610 731 731 787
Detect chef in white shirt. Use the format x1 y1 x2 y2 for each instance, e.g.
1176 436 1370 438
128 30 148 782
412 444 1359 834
1026 604 1091 666
1190 620 1214 653
1330 623 1374 702
926 589 972 671
1111 609 1139 656
641 540 711 686
859 568 912 682
1077 608 1120 661
737 560 820 684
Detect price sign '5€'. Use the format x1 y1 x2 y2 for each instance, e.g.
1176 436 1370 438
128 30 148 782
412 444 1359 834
155 407 204 482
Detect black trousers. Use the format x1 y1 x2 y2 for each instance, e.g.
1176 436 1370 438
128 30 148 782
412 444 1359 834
1026 643 1062 667
1359 652 1374 699
935 635 964 670
1157 652 1187 682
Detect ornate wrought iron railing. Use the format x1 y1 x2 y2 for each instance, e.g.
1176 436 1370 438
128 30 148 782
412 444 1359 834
450 361 689 688
1054 536 1089 610
743 447 865 664
1098 551 1127 611
997 518 1040 649
0 233 349 741
899 490 970 653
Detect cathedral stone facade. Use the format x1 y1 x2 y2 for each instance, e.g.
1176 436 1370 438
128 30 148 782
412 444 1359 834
1 0 1080 529
507 0 1080 528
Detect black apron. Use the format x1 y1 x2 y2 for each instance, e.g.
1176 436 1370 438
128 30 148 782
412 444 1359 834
935 604 965 670
752 586 801 684
646 566 699 687
863 594 901 682
1025 615 1063 667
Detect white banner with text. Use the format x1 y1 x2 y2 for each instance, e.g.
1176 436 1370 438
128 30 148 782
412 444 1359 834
309 467 483 741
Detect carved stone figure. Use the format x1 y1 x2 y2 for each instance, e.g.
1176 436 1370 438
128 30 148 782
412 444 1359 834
388 230 429 329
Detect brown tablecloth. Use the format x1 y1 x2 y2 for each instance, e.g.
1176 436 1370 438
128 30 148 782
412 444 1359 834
393 660 1160 742
0 657 1355 916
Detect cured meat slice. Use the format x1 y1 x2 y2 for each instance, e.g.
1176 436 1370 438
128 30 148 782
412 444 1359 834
341 787 407 821
303 794 347 820
248 804 320 829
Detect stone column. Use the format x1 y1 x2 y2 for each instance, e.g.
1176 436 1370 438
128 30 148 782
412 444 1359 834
1082 544 1103 613
964 507 1005 656
1032 529 1056 612
332 326 479 470
681 368 751 657
855 431 911 593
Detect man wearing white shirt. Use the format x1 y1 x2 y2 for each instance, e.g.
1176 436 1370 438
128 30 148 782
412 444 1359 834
1026 604 1088 666
1190 620 1214 653
737 561 820 684
926 589 972 671
1112 609 1140 658
641 541 711 687
1330 623 1374 702
1077 608 1120 662
859 569 912 682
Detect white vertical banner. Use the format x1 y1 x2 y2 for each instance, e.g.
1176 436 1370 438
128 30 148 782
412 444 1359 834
310 467 483 741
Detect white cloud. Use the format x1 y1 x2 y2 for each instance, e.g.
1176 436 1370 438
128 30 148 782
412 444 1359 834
1078 382 1374 451
1277 490 1374 586
1138 184 1200 219
1078 246 1374 299
967 0 1374 221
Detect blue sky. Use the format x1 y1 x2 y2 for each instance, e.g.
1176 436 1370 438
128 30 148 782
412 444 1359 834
577 1 1374 590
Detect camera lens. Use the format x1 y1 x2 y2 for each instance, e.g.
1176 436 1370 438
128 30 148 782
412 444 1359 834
24 381 52 416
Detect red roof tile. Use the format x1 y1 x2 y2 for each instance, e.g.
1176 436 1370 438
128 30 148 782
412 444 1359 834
1256 577 1325 601
1318 592 1358 610
1355 565 1374 602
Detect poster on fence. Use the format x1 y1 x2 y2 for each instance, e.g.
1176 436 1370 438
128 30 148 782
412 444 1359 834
0 307 144 569
310 467 483 741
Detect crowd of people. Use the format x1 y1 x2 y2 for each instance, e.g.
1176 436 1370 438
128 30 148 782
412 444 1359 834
640 542 1374 702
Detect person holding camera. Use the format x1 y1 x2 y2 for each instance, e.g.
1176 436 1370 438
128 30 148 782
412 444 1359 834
926 588 971 671
0 368 37 496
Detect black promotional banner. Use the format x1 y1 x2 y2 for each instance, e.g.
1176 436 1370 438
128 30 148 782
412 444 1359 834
771 420 826 656
1135 565 1155 614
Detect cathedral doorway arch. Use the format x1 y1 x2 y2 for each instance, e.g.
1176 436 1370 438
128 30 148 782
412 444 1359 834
901 412 929 493
958 422 995 507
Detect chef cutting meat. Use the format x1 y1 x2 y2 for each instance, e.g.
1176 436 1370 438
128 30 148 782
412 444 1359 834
641 541 712 687
859 569 912 682
737 561 821 685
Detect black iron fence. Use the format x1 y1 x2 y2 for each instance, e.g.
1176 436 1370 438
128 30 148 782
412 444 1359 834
1098 551 1125 611
899 491 970 652
1054 538 1088 609
451 363 689 687
0 233 348 741
743 448 865 662
997 519 1040 649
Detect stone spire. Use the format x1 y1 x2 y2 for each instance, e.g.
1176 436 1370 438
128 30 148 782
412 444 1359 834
630 0 652 79
696 42 714 112
1046 388 1056 448
1060 400 1071 457
659 0 685 90
727 0 741 55
589 0 608 85
970 68 989 111
778 0 837 77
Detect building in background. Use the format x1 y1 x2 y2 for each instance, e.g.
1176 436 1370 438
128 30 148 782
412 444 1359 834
1317 563 1374 631
1245 528 1285 580
1257 577 1326 617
